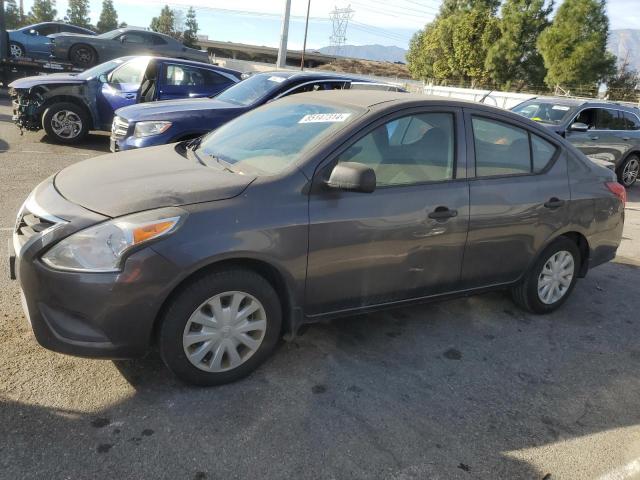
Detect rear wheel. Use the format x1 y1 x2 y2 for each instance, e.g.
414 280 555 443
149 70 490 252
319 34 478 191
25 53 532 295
618 154 639 188
511 237 580 314
159 269 282 386
9 42 25 58
69 44 97 67
42 102 90 144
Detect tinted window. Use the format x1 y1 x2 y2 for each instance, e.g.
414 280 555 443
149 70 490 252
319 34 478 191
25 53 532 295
121 32 148 44
337 113 455 186
596 108 620 129
574 108 596 129
62 25 89 34
622 111 640 130
288 81 347 95
531 134 557 172
151 34 167 45
34 24 58 36
164 65 229 87
473 117 530 176
512 101 574 125
196 102 362 176
216 74 289 106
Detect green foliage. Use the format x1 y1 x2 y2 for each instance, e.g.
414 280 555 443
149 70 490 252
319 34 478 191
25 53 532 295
96 0 118 33
28 0 57 23
150 5 176 38
182 7 199 48
66 0 91 29
4 0 23 29
537 0 616 89
485 0 552 90
607 59 640 102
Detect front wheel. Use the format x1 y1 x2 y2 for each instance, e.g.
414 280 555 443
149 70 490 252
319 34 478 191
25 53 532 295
42 102 89 144
618 154 639 188
159 269 282 386
511 237 580 314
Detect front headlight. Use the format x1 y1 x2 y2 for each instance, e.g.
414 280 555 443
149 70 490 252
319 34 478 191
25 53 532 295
134 121 172 138
41 208 186 272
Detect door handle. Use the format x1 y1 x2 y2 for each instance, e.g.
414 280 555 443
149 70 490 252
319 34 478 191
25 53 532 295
124 93 135 99
428 206 458 220
622 137 631 141
544 198 565 209
589 135 599 140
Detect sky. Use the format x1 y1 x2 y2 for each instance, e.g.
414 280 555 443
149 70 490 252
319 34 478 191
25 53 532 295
16 0 640 51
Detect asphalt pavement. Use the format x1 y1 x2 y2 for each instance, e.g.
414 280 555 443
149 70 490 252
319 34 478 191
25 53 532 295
2 95 640 480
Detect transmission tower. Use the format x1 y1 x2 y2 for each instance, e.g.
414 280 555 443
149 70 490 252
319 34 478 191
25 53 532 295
329 5 354 57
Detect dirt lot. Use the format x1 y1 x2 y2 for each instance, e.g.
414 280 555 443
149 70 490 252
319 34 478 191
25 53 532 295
1 94 640 480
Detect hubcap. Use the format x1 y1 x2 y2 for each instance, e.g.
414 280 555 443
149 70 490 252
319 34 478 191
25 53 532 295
623 158 639 186
537 250 574 305
74 48 92 64
51 110 82 139
183 291 267 372
10 44 23 57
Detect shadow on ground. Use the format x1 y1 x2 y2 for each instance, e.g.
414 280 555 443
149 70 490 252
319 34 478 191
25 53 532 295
2 260 640 479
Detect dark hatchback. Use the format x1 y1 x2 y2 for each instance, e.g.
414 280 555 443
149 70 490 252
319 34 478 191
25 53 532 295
110 70 405 152
512 97 640 187
10 92 625 386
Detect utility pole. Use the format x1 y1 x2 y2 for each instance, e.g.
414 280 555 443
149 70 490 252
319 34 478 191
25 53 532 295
300 0 311 70
329 5 354 57
276 0 292 69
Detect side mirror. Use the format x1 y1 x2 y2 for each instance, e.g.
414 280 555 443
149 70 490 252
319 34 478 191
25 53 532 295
98 73 109 83
569 122 589 133
119 35 127 43
29 29 38 36
327 162 376 193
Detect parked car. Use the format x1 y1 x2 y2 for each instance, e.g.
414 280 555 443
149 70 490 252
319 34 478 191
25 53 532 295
9 56 241 144
512 97 640 187
48 27 210 68
111 70 406 152
9 91 624 385
8 22 96 59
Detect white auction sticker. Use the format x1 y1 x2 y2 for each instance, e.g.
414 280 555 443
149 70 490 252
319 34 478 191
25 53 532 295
552 105 570 111
299 113 352 123
268 76 286 83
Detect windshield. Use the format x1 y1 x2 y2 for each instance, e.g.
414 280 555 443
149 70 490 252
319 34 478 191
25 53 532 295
195 101 363 175
76 58 130 80
512 100 576 125
215 74 290 106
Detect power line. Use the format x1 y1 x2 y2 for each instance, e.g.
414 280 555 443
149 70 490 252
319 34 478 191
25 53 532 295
329 5 355 56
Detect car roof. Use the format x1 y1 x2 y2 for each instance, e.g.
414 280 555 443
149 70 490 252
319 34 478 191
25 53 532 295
521 96 640 113
254 70 380 84
286 90 479 109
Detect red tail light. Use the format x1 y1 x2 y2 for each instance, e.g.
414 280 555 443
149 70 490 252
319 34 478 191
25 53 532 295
606 182 626 206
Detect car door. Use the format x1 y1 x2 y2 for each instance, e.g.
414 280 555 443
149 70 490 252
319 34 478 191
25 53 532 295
158 64 232 100
621 110 640 156
460 110 570 288
97 57 150 127
117 31 154 56
567 107 627 165
305 107 470 316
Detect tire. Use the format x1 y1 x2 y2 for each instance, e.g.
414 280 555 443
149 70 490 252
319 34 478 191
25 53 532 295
69 44 97 67
617 154 639 188
42 102 90 144
9 42 25 58
159 269 282 386
511 237 580 314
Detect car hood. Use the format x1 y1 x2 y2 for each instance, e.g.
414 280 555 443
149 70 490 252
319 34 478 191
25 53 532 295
54 143 256 217
117 98 242 121
9 74 85 89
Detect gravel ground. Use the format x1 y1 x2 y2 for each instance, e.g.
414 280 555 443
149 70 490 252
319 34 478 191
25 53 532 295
1 94 640 480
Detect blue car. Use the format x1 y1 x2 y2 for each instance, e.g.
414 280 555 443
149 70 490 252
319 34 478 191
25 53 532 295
10 56 242 144
9 22 96 59
111 71 405 151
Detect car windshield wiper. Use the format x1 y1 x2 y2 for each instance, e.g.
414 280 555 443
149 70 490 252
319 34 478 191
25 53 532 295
199 151 237 173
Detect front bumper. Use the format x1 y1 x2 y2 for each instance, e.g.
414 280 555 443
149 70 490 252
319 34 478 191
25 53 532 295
10 177 182 359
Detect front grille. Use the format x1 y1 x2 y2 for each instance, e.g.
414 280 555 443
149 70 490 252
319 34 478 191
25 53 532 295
111 116 129 139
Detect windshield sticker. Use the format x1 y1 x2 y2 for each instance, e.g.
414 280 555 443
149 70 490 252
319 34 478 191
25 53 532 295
268 76 286 83
299 113 352 123
552 105 570 111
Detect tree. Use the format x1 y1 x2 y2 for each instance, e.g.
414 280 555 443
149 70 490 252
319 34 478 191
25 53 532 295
537 0 616 90
150 5 175 37
28 0 57 23
607 58 640 102
4 0 22 29
65 0 91 28
485 0 552 90
182 7 199 48
96 0 118 33
407 0 499 86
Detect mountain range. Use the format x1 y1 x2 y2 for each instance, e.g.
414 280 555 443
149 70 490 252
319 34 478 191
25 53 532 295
318 29 640 71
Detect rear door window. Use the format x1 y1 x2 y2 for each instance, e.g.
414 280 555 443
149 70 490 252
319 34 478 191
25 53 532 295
595 108 619 130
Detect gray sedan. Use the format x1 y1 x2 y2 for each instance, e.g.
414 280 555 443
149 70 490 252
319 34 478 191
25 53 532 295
10 91 625 386
48 28 209 68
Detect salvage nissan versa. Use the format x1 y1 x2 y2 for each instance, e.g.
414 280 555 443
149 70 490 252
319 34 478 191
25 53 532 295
9 91 625 386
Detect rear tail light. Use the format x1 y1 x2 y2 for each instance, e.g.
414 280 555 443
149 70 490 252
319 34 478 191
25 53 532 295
605 182 626 206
